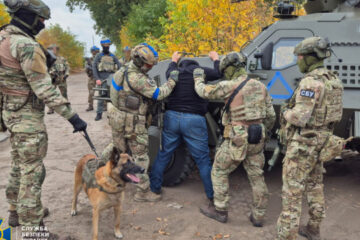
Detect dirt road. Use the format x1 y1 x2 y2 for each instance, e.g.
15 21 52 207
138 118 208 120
1 73 360 240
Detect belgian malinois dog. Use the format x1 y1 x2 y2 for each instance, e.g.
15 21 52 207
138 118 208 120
71 147 144 240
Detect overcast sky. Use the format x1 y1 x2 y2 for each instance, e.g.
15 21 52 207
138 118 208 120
46 0 116 56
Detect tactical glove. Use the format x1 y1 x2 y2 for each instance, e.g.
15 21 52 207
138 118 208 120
169 70 180 82
193 68 205 79
68 114 87 133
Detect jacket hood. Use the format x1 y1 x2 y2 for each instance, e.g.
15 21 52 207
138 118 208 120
178 59 200 74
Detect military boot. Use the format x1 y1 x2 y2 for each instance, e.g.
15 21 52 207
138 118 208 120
47 109 55 114
249 213 264 227
134 190 161 202
8 210 19 227
299 224 321 240
94 113 102 121
8 207 50 227
86 105 94 111
200 202 228 223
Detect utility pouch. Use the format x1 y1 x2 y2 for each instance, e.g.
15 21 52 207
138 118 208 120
319 134 345 162
248 124 262 144
31 94 45 111
125 95 140 110
107 103 125 132
0 93 7 132
124 112 135 135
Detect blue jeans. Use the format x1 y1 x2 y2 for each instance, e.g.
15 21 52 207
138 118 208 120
150 110 214 199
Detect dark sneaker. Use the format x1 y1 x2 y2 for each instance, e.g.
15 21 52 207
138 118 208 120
249 213 264 227
94 113 102 121
299 225 321 240
8 210 19 227
86 106 94 112
200 203 228 223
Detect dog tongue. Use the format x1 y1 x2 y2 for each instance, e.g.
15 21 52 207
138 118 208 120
126 174 140 183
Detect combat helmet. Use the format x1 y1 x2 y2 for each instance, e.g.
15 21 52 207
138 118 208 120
4 0 50 19
219 51 247 73
220 52 247 79
294 36 331 59
131 43 158 71
90 45 100 52
100 38 112 45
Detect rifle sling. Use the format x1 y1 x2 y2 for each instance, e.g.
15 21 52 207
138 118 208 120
224 77 251 113
124 67 148 99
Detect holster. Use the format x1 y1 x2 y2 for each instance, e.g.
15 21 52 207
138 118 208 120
319 134 345 162
125 95 140 110
247 124 262 144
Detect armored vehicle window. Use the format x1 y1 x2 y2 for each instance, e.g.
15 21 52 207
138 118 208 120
272 38 302 70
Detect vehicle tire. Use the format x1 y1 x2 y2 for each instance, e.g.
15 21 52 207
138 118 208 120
162 144 195 187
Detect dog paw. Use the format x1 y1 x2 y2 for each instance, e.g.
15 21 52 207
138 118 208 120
114 231 123 239
71 210 77 216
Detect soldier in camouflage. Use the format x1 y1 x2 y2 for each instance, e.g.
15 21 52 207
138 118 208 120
194 52 276 226
85 45 100 111
47 44 70 114
276 37 344 240
93 38 121 121
0 1 87 238
119 46 131 66
107 43 178 202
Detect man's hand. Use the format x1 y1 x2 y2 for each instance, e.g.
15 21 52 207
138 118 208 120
193 68 205 79
172 51 182 63
68 114 87 133
96 80 102 86
209 51 219 61
169 70 180 82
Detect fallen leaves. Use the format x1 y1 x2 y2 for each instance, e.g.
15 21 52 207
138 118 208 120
212 233 231 239
158 229 171 236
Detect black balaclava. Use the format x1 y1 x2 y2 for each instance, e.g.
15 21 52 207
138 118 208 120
102 46 110 54
10 9 45 37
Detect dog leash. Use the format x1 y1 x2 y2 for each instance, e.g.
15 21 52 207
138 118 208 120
81 130 100 158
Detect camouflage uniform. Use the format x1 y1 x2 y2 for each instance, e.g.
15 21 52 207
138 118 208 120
276 37 343 240
92 51 121 116
0 25 76 226
86 56 96 109
49 56 70 99
107 60 176 193
194 71 276 221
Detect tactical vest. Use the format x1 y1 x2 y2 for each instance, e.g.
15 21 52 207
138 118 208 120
110 67 149 116
306 69 343 128
82 158 100 190
50 57 67 85
228 79 267 123
0 27 44 112
98 53 117 72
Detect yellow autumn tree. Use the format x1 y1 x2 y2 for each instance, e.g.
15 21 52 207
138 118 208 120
0 3 10 26
37 24 85 71
147 0 274 59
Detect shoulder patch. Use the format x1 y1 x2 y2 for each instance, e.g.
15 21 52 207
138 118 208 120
299 89 315 98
